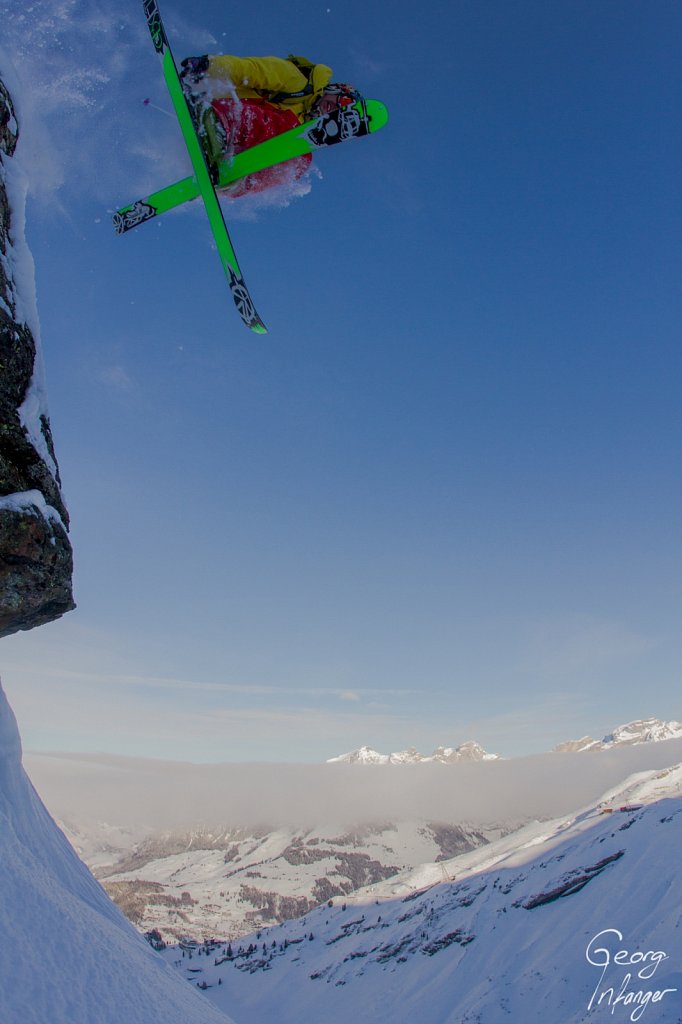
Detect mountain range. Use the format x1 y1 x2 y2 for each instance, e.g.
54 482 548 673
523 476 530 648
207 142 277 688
328 717 682 764
327 740 500 764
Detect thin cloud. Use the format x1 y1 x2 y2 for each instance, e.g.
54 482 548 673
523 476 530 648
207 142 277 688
1 660 419 701
96 365 135 391
524 613 655 677
348 48 392 80
0 0 182 204
460 693 587 747
7 673 422 763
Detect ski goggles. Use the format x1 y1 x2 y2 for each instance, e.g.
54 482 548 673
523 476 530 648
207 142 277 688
326 84 361 107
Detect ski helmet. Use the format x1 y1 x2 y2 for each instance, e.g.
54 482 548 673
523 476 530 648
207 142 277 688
313 83 362 114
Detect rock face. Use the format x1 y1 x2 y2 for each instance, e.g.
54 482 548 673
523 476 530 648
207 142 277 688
0 72 74 638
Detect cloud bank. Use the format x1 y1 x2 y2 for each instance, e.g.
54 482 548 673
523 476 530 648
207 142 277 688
24 738 682 832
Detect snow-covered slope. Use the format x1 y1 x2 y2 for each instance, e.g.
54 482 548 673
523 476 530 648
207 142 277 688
0 683 232 1024
161 764 682 1024
100 819 511 941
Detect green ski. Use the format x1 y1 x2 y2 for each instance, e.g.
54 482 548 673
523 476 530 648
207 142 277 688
113 99 389 234
141 0 266 333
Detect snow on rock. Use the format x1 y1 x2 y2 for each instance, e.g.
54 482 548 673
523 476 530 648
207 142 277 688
0 682 234 1024
0 54 74 637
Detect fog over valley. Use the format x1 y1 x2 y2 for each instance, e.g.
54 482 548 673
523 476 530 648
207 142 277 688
24 738 682 833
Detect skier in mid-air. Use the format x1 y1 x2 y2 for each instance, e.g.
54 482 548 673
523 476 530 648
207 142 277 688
180 54 362 196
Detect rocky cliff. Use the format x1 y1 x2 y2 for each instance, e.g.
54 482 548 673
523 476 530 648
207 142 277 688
0 72 74 638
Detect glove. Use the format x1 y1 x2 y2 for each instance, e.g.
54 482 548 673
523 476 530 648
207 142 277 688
180 56 210 85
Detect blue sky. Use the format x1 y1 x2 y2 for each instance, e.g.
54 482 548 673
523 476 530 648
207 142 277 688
0 0 680 761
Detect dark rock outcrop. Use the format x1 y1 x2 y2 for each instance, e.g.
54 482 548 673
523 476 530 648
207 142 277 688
0 71 74 637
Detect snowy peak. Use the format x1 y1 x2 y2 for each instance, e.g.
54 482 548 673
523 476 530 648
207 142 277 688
553 717 682 753
603 717 682 746
430 740 500 763
326 746 393 765
327 741 500 765
552 735 603 753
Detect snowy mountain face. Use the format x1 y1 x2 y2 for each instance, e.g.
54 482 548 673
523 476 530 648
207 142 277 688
553 718 682 753
160 764 682 1024
327 740 500 764
604 718 682 746
0 683 232 1024
98 819 514 942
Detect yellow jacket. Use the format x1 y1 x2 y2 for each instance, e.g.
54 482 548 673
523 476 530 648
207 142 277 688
206 55 333 120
